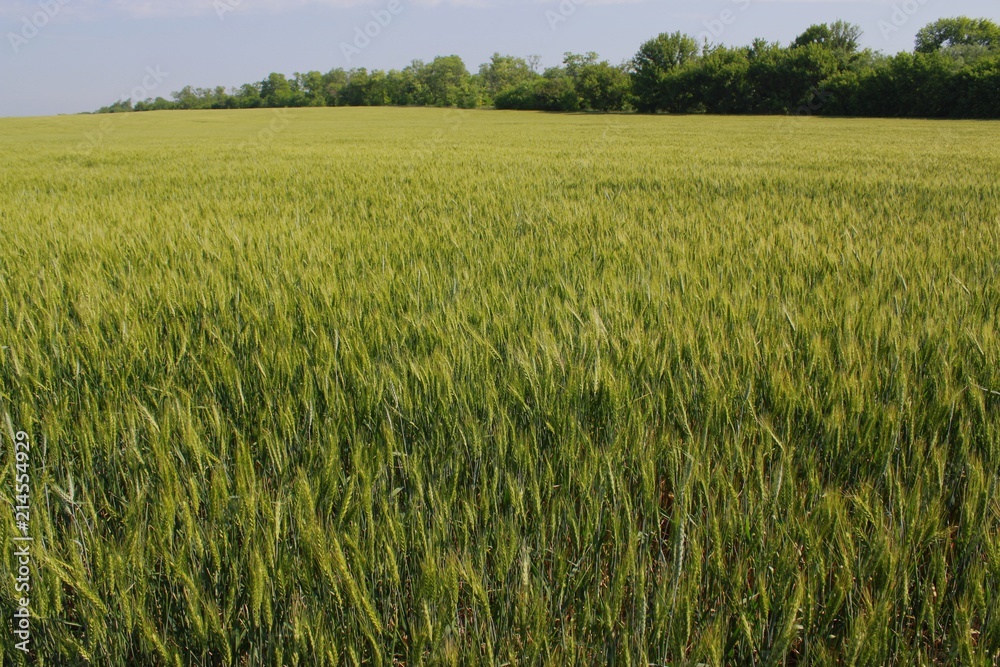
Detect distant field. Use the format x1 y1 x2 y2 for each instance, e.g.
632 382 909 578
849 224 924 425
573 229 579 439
1 108 998 665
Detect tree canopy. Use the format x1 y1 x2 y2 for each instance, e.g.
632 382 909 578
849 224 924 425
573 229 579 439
915 17 1000 53
98 17 1000 119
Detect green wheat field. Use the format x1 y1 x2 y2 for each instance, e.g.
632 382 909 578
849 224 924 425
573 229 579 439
1 108 999 665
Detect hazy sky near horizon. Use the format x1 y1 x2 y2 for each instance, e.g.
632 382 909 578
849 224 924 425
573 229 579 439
2 0 998 117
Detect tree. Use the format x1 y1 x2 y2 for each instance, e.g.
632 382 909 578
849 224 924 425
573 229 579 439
322 68 349 106
493 66 581 111
260 73 294 107
233 82 262 108
95 17 1000 120
955 53 1000 117
401 60 428 105
685 45 752 114
878 51 962 117
793 21 861 53
479 53 538 102
100 99 133 113
631 32 701 112
209 86 233 109
295 71 326 107
916 17 1000 53
383 69 409 106
365 70 390 106
563 53 631 111
793 24 833 49
535 68 581 111
340 69 371 106
171 86 208 110
134 96 175 112
745 43 840 114
419 55 474 107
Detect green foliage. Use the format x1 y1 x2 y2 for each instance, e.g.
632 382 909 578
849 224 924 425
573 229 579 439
260 72 295 108
793 20 862 53
1 109 999 665
100 17 1000 119
295 71 328 107
563 53 631 112
418 55 476 108
623 18 998 118
478 53 539 104
915 16 1000 54
630 31 702 113
491 57 629 113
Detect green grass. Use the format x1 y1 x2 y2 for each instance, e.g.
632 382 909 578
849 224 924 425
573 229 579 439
1 108 999 665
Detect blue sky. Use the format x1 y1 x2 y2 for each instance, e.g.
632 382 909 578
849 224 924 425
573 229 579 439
2 0 998 117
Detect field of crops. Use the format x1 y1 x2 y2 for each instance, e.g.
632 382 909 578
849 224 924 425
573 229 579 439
1 108 998 665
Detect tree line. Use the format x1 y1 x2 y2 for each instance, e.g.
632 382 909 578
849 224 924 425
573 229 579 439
97 17 1000 118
